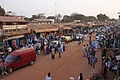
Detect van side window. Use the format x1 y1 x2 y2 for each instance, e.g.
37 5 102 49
16 55 21 62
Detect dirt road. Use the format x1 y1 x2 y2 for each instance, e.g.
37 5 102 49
1 34 102 80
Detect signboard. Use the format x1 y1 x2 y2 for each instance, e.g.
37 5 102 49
0 29 3 36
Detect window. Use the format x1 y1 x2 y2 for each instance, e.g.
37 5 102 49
9 29 13 32
17 29 20 32
4 30 8 33
5 55 15 63
13 29 16 32
25 28 28 30
24 28 27 31
16 55 21 62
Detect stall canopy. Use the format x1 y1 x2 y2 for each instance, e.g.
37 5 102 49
5 35 24 41
34 28 58 33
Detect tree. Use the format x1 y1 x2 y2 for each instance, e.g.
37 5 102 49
47 16 55 19
109 18 117 22
97 14 109 22
24 17 30 21
30 15 38 20
38 13 46 19
61 15 73 22
56 14 62 22
86 16 97 22
30 13 46 20
71 13 87 22
0 6 5 16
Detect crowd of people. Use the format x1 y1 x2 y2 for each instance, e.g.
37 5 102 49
100 26 120 79
0 24 120 80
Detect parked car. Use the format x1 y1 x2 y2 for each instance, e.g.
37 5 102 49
0 48 36 74
76 34 83 40
50 41 59 50
61 36 73 42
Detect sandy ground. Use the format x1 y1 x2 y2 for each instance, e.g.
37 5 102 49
0 34 102 80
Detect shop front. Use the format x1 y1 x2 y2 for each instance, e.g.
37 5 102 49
4 35 25 51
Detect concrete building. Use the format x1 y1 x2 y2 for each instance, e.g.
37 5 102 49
31 19 54 24
0 16 30 51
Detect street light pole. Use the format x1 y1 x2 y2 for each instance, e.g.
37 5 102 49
3 0 4 9
118 12 120 20
55 3 57 23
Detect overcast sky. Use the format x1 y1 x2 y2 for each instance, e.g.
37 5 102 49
0 0 120 19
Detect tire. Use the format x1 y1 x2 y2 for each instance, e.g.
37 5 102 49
8 68 13 74
30 60 34 66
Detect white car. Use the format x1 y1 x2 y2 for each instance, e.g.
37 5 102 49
50 41 59 49
76 34 83 40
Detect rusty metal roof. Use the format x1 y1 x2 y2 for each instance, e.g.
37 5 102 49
0 16 27 23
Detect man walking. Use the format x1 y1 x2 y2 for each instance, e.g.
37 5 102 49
46 72 52 80
58 46 62 58
60 42 63 52
78 73 83 80
78 37 81 45
51 48 55 59
82 45 86 57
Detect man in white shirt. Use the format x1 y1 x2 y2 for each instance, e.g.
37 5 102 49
60 42 63 52
46 72 51 80
8 46 12 53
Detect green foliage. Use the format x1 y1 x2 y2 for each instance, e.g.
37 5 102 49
72 13 87 22
0 6 5 16
56 14 62 23
24 17 30 21
47 16 55 19
30 14 46 20
86 16 97 22
61 15 73 22
62 13 97 23
97 14 109 22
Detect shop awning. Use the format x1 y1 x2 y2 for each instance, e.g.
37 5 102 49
34 28 58 33
5 35 24 41
63 27 72 30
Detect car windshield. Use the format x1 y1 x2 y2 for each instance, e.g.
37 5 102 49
5 55 15 63
51 42 57 45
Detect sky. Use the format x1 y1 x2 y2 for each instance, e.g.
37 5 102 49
0 0 120 19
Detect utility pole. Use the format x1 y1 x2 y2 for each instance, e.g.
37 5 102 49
2 0 4 9
118 12 120 20
55 3 57 23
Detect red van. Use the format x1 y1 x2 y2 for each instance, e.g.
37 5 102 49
0 48 36 74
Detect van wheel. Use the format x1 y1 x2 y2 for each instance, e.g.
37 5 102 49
8 68 13 74
30 61 34 65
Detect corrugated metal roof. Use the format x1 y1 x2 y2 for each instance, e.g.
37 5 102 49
0 16 27 23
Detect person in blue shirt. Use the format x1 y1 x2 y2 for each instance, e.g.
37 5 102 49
92 40 95 47
100 41 103 48
58 46 62 58
89 39 92 45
